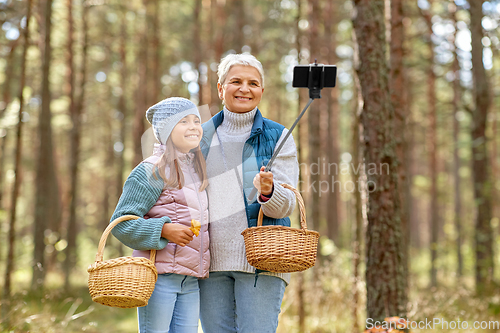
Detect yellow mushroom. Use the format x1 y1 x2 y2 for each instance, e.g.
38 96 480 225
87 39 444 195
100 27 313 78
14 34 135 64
189 219 201 237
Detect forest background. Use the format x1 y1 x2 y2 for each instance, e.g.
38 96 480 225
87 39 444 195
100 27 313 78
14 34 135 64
0 0 499 332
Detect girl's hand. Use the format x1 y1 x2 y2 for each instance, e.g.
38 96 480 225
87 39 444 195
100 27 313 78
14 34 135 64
161 223 194 247
253 166 274 196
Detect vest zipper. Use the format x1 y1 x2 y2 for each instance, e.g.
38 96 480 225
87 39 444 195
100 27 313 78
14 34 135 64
186 164 205 277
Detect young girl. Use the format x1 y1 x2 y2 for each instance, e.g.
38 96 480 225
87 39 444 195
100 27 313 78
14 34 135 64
110 97 209 333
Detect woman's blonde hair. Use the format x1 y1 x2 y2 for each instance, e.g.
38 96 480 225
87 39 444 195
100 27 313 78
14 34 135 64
153 137 208 192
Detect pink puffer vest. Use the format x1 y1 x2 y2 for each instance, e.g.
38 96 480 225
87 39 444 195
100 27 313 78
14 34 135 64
133 145 209 278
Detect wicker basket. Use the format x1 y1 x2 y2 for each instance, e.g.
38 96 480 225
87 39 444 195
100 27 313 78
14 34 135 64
241 184 320 273
88 215 158 308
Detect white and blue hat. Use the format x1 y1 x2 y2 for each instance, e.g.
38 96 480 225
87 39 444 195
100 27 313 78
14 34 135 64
146 97 200 145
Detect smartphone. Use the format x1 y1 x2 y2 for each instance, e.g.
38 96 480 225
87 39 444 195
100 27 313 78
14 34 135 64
292 64 337 89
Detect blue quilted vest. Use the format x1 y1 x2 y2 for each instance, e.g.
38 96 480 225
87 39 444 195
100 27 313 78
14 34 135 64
200 109 291 228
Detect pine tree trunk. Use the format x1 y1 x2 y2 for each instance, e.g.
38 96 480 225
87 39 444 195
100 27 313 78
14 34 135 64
406 88 419 249
64 0 88 290
422 6 439 288
232 0 245 52
102 110 114 231
211 0 227 111
114 5 129 257
193 0 204 105
428 71 438 288
469 0 494 293
451 5 463 279
307 0 321 235
390 0 408 305
0 134 7 211
295 2 307 330
493 97 499 231
0 41 20 214
0 39 19 119
351 75 364 333
4 0 32 301
33 0 60 290
115 4 128 207
63 0 76 290
352 0 405 320
133 3 148 167
491 39 499 232
492 41 499 232
324 0 341 246
152 0 160 103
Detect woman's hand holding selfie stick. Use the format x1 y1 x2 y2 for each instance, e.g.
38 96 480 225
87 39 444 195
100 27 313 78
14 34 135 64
248 61 336 201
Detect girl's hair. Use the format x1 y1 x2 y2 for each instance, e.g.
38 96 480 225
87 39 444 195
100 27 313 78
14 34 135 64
153 137 208 192
217 53 265 88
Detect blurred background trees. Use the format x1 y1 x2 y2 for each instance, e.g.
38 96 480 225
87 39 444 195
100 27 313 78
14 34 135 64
0 0 499 332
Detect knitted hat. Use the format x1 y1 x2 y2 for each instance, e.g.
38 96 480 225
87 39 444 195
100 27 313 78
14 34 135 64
146 97 200 145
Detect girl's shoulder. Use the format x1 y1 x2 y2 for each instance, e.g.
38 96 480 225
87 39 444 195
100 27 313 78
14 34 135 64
143 154 160 165
125 161 164 190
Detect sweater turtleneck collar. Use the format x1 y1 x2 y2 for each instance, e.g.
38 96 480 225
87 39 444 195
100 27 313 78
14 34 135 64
219 106 257 133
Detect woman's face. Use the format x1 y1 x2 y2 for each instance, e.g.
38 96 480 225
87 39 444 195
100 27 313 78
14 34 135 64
218 65 264 113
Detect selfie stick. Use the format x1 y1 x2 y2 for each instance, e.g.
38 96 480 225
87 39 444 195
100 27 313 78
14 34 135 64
247 97 315 201
248 60 335 201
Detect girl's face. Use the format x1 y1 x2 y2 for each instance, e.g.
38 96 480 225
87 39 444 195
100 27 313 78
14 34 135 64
218 65 264 113
171 114 202 153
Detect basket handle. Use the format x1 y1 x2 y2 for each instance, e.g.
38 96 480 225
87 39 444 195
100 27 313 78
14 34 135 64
257 184 307 231
95 215 157 263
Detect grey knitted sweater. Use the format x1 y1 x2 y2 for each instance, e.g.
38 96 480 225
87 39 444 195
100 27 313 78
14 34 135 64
205 107 299 285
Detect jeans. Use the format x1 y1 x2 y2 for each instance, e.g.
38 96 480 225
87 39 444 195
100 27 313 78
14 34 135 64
138 273 200 333
199 271 286 333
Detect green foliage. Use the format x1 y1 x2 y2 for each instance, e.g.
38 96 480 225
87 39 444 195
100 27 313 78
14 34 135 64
1 287 136 333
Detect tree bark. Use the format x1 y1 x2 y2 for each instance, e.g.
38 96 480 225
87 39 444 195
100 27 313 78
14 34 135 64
324 0 341 247
404 77 419 250
295 1 307 331
351 68 364 333
231 0 245 52
0 134 7 210
451 3 463 279
0 41 19 213
114 4 129 257
151 0 160 103
63 0 88 290
422 6 439 288
353 0 405 320
63 0 76 290
4 0 32 300
115 4 128 209
102 108 114 232
193 0 204 105
211 0 227 112
492 38 499 234
307 0 321 235
390 0 408 305
491 39 499 233
133 2 149 167
469 0 494 293
32 0 60 290
0 39 19 119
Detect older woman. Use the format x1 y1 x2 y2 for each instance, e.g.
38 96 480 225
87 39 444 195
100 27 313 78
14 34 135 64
198 53 299 332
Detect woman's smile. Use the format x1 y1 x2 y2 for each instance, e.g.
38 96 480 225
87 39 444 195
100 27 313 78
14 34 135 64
218 65 264 113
